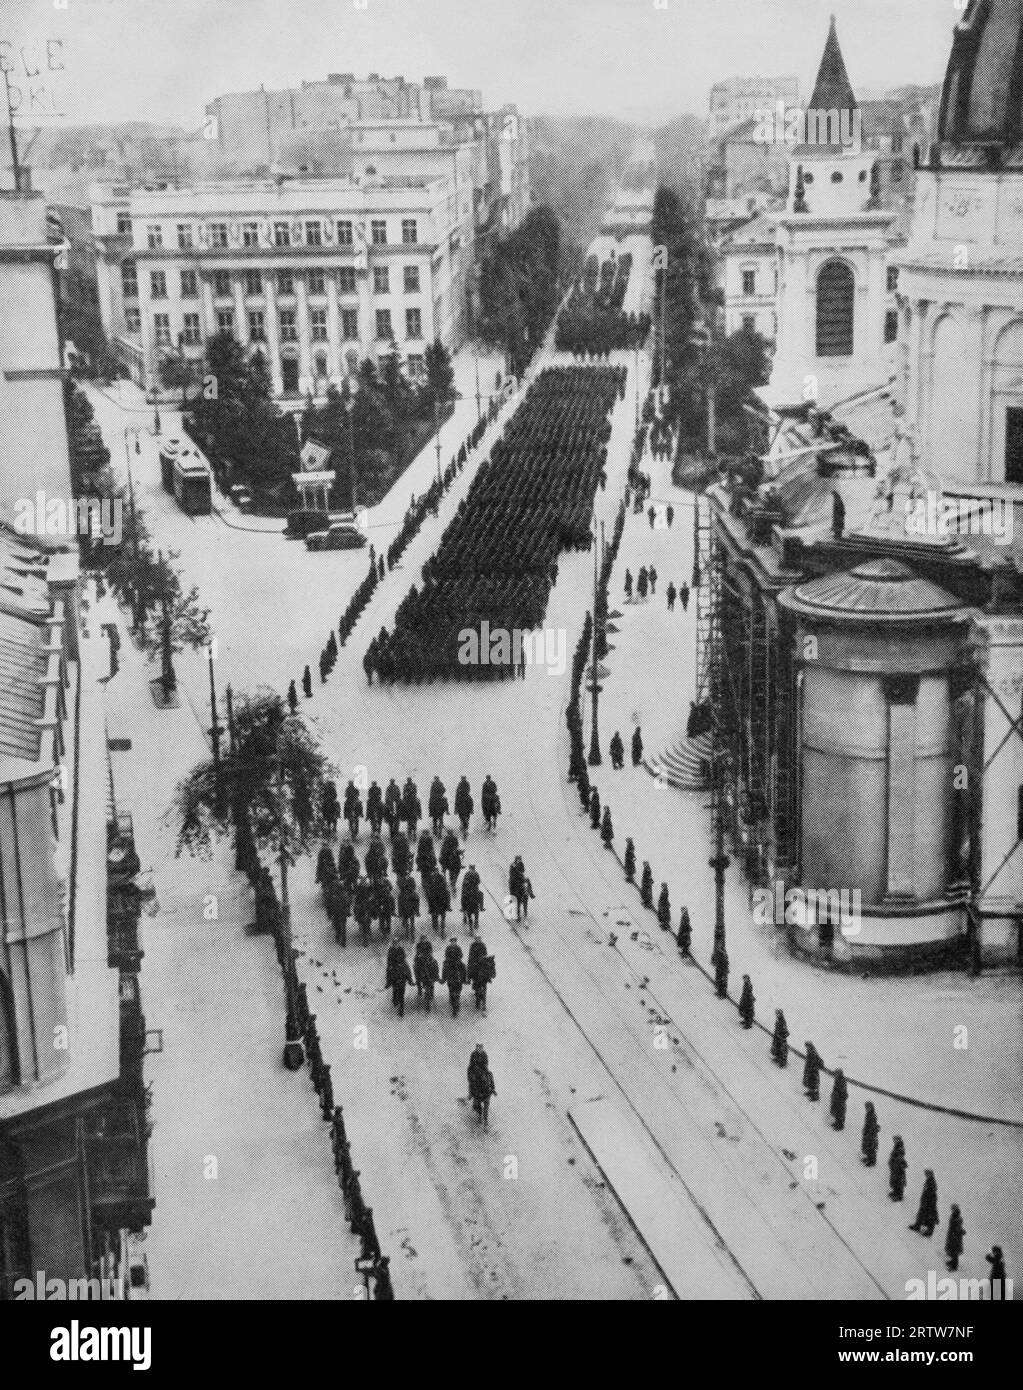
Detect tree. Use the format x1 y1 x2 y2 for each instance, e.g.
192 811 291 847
423 338 455 410
136 549 212 701
173 689 334 1064
158 343 194 406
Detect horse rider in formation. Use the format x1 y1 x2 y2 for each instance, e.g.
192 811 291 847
414 936 440 1011
442 939 467 1016
454 776 474 837
481 775 501 832
461 864 483 931
429 777 449 837
467 1044 496 1128
508 855 534 921
467 938 497 1014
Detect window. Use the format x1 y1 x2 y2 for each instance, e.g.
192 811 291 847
314 352 328 379
815 260 854 357
248 310 266 340
742 315 756 334
217 309 234 334
407 353 425 378
150 270 167 299
338 266 357 294
311 308 328 341
341 308 359 339
242 222 259 247
371 219 387 245
121 261 138 297
373 266 390 294
180 269 198 299
375 309 392 339
1005 407 1023 485
401 218 418 244
274 222 291 247
153 312 171 346
182 312 201 345
209 223 228 248
117 211 132 235
279 310 298 342
147 225 162 249
404 265 420 294
891 161 904 184
177 223 193 249
305 220 322 246
213 270 232 297
886 266 899 293
308 268 325 295
277 270 295 295
337 220 354 245
244 270 262 297
406 307 422 338
125 307 141 334
884 310 898 344
742 269 756 296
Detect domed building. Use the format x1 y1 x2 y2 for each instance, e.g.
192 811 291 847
696 2 1023 971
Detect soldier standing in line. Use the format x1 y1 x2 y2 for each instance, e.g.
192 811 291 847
632 726 644 766
803 1041 821 1101
945 1205 965 1272
910 1169 939 1237
677 905 692 957
888 1136 908 1201
623 838 636 883
830 1068 848 1130
640 861 653 908
860 1101 879 1166
600 806 614 848
770 1009 789 1065
738 974 755 1028
287 679 298 714
302 665 313 699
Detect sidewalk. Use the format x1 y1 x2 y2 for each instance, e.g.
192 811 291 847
97 588 359 1300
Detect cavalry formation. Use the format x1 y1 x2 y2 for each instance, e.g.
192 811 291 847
364 366 626 682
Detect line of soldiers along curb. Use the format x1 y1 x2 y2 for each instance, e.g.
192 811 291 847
284 407 499 701
563 482 1012 1296
246 844 395 1299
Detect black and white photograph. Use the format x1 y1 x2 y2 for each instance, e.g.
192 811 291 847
0 0 1019 1353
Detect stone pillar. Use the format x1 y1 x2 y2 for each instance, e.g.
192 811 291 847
201 277 216 339
296 272 312 394
884 677 918 900
326 273 341 380
234 277 250 345
264 272 282 395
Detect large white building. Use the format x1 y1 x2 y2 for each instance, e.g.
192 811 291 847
92 173 466 400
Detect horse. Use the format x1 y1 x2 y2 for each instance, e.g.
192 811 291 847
469 1067 496 1129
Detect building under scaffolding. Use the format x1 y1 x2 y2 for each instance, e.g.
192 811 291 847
696 416 1023 971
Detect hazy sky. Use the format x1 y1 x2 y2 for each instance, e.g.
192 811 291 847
3 0 956 128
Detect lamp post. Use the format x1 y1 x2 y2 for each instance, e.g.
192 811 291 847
344 396 357 512
587 524 602 766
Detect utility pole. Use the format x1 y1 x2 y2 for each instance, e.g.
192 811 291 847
276 724 305 1070
588 526 601 766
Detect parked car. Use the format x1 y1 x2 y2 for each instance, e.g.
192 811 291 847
305 521 367 551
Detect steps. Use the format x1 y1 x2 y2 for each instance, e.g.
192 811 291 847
644 731 712 791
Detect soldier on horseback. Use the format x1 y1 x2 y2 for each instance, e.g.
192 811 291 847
428 776 449 838
385 942 413 1017
366 780 385 835
467 938 496 1014
384 777 402 837
402 778 422 839
442 939 467 1017
439 831 463 892
461 864 482 931
344 781 363 841
414 936 440 1011
397 873 419 942
353 875 375 946
481 775 501 832
467 1043 496 1128
508 855 534 921
426 868 451 937
454 776 474 837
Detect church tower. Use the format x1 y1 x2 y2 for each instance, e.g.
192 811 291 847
767 16 897 406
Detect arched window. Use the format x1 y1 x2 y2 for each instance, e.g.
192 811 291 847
816 260 854 357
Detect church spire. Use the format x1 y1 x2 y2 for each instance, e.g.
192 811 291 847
808 14 859 115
